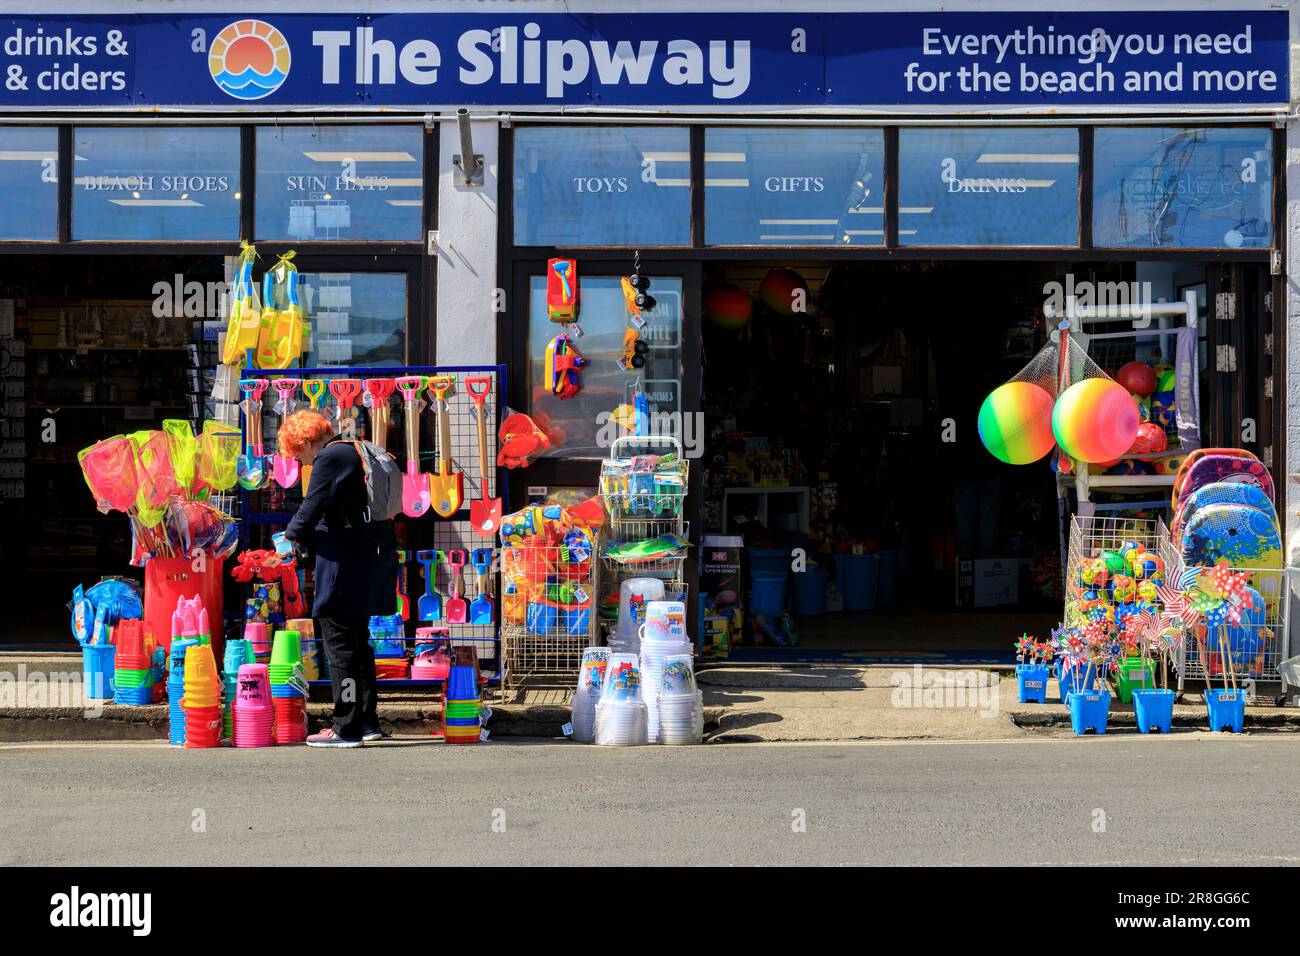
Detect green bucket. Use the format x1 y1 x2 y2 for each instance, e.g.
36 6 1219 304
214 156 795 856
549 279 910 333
1113 658 1157 704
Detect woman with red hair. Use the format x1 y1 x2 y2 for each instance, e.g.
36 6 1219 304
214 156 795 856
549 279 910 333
280 409 397 748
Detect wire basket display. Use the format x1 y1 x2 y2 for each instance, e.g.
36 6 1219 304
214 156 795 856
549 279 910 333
1175 565 1288 694
500 537 599 689
1063 515 1170 628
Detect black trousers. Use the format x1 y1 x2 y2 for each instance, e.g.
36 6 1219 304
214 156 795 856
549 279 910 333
318 616 378 740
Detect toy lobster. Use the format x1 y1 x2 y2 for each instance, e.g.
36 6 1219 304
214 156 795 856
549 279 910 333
498 413 552 469
231 549 306 619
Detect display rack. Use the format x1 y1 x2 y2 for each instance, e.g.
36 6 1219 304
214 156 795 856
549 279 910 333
234 363 507 690
598 434 691 647
501 535 600 689
1047 291 1201 517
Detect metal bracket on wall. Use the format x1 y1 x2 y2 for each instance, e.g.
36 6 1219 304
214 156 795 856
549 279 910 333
1216 344 1237 372
1271 249 1282 275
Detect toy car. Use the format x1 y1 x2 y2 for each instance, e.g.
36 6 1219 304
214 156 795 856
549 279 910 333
618 328 648 371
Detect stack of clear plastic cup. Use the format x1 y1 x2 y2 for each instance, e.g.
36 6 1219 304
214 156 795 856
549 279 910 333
657 654 702 745
594 654 650 746
570 647 609 743
638 603 691 743
232 663 274 748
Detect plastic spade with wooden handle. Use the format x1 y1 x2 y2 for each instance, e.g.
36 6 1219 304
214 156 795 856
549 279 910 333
416 549 443 622
427 375 464 518
464 375 501 535
363 378 396 448
396 375 431 518
445 549 468 624
330 378 362 438
271 378 301 488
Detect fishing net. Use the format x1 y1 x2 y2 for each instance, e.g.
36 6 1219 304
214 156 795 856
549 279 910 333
77 435 141 514
1008 332 1116 397
163 419 198 497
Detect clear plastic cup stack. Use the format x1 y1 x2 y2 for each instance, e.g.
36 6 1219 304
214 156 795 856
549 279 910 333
594 654 649 746
657 654 702 745
638 601 691 743
571 646 610 743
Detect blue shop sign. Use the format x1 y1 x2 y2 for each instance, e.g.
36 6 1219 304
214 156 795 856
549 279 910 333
0 11 1287 109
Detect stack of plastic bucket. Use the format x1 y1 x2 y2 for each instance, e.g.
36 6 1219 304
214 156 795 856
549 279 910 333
167 637 200 746
112 620 154 705
792 563 828 615
442 648 481 744
657 654 703 745
232 663 274 748
221 639 252 740
269 629 307 744
748 547 790 621
81 640 116 702
182 643 223 748
594 654 649 746
638 601 690 743
570 646 609 743
288 619 320 680
411 627 451 681
245 621 272 664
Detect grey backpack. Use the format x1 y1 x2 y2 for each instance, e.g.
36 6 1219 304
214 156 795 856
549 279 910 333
350 441 404 522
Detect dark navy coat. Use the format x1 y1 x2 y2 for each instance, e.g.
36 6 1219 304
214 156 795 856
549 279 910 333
284 437 398 619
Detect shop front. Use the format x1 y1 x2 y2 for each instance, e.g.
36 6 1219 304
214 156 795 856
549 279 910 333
0 3 1294 692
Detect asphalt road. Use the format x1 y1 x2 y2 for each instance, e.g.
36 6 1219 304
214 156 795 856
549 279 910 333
2 734 1298 866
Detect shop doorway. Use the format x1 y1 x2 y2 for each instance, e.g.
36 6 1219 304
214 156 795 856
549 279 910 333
697 258 1274 662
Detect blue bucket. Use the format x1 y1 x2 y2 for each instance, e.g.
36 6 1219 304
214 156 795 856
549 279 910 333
1016 664 1049 704
792 568 827 616
168 698 187 746
750 572 788 619
839 554 878 611
113 683 153 707
876 550 897 606
749 548 790 577
1057 662 1095 703
1132 688 1175 734
1069 690 1111 735
81 643 116 700
1204 689 1245 733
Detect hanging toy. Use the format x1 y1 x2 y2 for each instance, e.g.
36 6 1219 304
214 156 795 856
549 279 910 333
498 413 551 469
256 251 304 369
221 241 261 367
547 258 579 323
545 334 586 399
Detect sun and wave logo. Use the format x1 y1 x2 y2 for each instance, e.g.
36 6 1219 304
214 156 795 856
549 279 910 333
209 19 291 100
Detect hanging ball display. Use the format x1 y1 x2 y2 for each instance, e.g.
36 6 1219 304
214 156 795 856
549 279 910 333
703 284 753 331
1051 378 1140 463
1115 361 1157 397
758 268 809 318
1128 421 1169 456
977 381 1056 465
1153 453 1185 476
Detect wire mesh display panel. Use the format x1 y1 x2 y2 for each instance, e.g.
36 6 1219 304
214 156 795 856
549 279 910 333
501 538 599 689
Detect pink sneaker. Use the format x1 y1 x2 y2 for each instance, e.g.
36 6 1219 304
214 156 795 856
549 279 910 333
306 728 363 748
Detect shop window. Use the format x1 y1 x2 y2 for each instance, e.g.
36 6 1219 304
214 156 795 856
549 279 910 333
256 126 423 242
72 128 241 241
1092 128 1273 249
528 274 683 458
0 128 58 240
300 272 406 367
704 128 885 246
513 127 691 247
898 128 1080 246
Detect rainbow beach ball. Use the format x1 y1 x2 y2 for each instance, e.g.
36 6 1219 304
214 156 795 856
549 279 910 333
977 381 1056 465
1052 378 1140 463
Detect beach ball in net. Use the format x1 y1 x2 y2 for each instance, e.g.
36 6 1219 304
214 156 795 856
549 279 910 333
1052 378 1140 463
977 381 1056 464
703 284 753 331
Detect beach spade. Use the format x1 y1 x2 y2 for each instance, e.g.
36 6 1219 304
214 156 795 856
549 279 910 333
271 378 301 488
236 379 268 490
465 376 502 535
396 375 431 517
445 549 469 624
427 376 463 518
470 548 495 624
416 549 443 622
